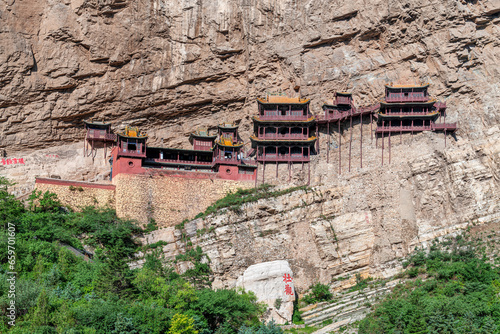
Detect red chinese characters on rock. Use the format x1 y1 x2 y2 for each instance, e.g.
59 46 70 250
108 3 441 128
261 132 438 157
46 154 60 158
1 158 25 166
283 273 293 296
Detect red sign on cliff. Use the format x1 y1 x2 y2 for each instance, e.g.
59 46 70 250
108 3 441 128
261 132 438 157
1 158 25 165
283 273 293 295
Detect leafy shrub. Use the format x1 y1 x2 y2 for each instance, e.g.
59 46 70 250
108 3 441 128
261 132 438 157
302 283 332 305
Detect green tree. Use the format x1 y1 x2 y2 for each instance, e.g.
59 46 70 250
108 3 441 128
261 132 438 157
169 313 199 334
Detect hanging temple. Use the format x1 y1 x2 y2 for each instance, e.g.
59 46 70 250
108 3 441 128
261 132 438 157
82 83 457 185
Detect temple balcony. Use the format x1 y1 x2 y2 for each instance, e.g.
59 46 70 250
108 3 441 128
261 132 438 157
117 150 146 158
375 125 432 133
259 112 311 121
257 133 309 140
318 104 379 123
150 158 212 166
378 110 439 117
86 130 117 141
434 101 447 110
385 95 429 103
432 122 457 131
213 157 257 166
256 154 309 162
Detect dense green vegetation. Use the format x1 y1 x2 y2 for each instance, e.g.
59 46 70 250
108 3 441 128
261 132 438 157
359 236 500 334
0 177 282 334
194 184 309 219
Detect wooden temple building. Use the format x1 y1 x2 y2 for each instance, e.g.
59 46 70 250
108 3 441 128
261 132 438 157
318 93 379 173
83 120 116 159
375 83 457 165
250 94 317 184
108 124 257 181
87 82 457 184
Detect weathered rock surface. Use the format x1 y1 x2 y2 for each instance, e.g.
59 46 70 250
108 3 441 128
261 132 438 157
236 260 295 324
2 0 500 299
1 0 499 153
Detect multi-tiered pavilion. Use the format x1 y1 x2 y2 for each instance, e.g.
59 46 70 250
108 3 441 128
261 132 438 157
250 93 317 183
375 83 457 164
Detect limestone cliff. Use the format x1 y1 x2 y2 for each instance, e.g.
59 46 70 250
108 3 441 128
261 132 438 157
1 0 500 305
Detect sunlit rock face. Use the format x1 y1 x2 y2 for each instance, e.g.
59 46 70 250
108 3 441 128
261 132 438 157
2 0 500 296
236 260 295 324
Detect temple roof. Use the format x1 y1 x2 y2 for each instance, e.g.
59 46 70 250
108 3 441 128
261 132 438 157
336 92 352 96
258 96 310 104
118 126 148 139
380 98 436 106
83 120 111 128
385 83 429 89
216 138 244 148
190 129 217 139
218 122 239 130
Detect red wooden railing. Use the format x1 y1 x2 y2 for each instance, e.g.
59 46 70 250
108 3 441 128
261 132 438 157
87 131 116 141
434 101 447 110
385 95 429 103
152 158 212 166
258 134 308 140
257 154 309 162
117 150 146 157
379 111 437 116
432 123 457 131
259 114 312 121
375 125 432 133
213 157 257 166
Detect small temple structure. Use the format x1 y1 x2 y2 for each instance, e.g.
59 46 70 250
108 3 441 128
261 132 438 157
250 93 317 184
212 123 258 178
108 124 257 181
375 83 457 165
83 119 116 159
318 93 379 173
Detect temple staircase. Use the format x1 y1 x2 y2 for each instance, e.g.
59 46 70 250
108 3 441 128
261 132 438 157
300 279 401 333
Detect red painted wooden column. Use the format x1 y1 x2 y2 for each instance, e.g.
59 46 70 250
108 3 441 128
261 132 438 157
327 122 330 163
381 121 385 166
349 114 352 172
338 121 342 174
360 113 363 169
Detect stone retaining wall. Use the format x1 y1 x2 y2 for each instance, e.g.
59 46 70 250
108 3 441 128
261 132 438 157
113 172 252 227
35 178 115 209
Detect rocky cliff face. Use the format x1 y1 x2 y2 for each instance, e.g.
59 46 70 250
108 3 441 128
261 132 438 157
2 0 499 153
2 0 500 302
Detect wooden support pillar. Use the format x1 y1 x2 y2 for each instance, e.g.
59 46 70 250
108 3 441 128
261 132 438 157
411 119 414 140
370 113 373 142
349 115 352 172
381 121 384 166
338 121 342 175
288 162 291 182
360 113 363 169
327 122 330 163
255 163 258 188
389 121 391 165
308 160 311 186
400 120 402 144
315 124 319 153
444 113 447 148
263 161 266 185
